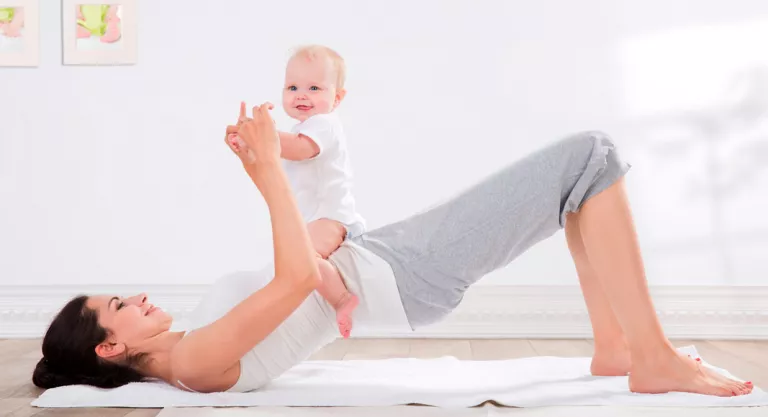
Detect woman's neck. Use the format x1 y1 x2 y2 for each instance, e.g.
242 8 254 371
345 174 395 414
135 330 187 382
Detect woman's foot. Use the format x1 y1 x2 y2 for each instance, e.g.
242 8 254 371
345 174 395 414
591 342 632 376
691 355 753 395
629 346 754 396
334 292 359 339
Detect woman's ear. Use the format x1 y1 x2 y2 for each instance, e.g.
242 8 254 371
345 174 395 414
95 341 125 359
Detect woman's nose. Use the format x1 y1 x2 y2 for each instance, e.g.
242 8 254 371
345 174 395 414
127 293 148 305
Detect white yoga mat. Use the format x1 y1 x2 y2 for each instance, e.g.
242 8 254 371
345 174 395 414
155 405 768 417
31 346 768 409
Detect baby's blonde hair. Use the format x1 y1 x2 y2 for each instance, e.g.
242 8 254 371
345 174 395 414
289 44 346 90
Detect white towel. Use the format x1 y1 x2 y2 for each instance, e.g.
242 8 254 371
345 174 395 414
31 346 768 408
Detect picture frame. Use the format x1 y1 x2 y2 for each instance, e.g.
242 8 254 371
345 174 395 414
0 0 39 67
62 0 137 65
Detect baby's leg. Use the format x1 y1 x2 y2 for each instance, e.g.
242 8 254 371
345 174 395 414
316 256 358 338
307 218 346 259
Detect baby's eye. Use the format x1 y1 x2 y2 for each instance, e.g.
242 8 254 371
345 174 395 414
310 86 320 91
287 86 297 91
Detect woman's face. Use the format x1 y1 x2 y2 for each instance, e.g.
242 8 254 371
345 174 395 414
87 293 173 358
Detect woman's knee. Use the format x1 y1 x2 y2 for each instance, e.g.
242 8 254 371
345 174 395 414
563 130 615 154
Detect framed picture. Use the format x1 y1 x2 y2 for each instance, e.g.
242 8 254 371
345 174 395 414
62 0 137 65
0 0 39 67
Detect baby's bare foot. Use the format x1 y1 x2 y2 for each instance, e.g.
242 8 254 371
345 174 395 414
335 293 359 339
629 348 754 396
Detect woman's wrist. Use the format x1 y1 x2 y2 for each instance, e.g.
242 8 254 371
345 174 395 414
243 158 280 181
244 159 290 199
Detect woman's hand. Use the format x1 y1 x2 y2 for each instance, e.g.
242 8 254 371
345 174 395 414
237 101 280 164
224 102 274 167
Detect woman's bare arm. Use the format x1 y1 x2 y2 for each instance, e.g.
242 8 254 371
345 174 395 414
173 103 322 386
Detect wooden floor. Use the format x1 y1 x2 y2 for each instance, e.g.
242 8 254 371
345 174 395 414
1 338 766 416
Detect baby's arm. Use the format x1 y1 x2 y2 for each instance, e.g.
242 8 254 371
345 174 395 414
280 114 337 162
278 132 320 161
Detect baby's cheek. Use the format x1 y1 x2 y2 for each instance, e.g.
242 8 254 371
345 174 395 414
317 97 334 112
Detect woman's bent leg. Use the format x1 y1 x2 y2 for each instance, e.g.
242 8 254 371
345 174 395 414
356 131 631 328
578 178 752 396
564 211 631 376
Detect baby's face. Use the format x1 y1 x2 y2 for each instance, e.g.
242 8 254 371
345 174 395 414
283 56 340 122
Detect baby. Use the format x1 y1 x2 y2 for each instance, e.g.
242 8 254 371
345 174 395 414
227 45 364 338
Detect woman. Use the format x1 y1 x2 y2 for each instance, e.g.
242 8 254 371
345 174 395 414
32 103 753 397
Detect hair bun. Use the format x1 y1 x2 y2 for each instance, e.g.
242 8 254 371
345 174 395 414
32 356 70 389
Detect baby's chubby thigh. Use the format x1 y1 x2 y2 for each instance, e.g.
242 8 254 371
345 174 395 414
306 218 347 259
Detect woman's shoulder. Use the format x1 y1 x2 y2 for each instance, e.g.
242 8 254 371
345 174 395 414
166 267 276 392
169 267 338 393
169 341 242 393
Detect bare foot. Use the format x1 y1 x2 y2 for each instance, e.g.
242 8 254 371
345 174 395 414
591 343 631 376
334 292 359 339
629 347 754 396
687 354 754 396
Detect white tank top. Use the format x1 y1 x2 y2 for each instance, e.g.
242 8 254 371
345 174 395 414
182 239 412 392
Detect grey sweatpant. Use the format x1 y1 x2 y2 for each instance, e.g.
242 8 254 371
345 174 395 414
350 131 631 329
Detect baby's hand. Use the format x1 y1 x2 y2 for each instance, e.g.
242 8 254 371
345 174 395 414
225 132 257 165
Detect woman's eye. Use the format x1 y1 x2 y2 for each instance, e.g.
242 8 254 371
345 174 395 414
117 302 125 310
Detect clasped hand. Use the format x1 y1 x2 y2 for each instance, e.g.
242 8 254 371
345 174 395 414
224 101 280 168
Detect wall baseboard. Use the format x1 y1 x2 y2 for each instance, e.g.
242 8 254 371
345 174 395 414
1 284 766 339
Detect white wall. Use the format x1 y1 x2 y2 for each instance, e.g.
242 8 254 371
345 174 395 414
1 0 767 287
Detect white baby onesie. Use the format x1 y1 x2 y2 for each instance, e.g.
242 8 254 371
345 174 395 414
283 112 366 237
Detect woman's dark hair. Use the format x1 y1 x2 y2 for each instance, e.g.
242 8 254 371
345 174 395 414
32 295 149 389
